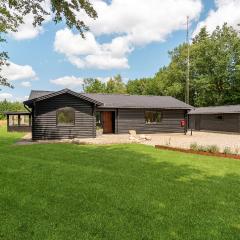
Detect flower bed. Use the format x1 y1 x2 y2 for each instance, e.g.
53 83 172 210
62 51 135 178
155 145 240 160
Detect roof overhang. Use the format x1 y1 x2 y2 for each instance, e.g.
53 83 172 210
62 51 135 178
4 111 31 115
24 88 103 107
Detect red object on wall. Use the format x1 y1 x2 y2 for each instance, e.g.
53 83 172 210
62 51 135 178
180 120 186 127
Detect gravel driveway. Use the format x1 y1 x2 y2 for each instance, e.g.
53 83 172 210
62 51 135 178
144 131 240 153
19 131 240 153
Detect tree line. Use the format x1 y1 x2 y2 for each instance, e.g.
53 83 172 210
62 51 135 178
0 100 25 120
83 24 240 107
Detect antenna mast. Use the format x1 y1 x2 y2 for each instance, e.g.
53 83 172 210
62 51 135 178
185 16 190 104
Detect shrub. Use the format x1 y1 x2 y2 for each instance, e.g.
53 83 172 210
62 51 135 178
197 145 208 152
190 142 198 151
223 147 232 155
234 146 240 155
206 145 220 153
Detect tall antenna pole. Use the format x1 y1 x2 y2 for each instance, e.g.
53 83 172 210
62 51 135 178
185 16 190 104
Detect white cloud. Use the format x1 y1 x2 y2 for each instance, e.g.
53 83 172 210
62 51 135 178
54 0 202 70
83 0 202 44
0 93 13 101
0 92 28 102
21 81 31 87
1 61 37 81
10 14 45 40
194 0 240 35
50 75 120 88
9 0 51 40
50 76 84 88
54 29 131 69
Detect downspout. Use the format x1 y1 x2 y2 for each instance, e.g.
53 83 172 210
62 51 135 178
24 104 31 113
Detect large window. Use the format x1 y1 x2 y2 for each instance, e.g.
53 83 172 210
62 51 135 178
9 115 19 126
20 115 30 126
145 111 162 124
57 107 75 126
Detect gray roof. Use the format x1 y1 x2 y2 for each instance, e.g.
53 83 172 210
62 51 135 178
26 89 192 109
29 90 54 100
189 105 240 114
83 93 192 109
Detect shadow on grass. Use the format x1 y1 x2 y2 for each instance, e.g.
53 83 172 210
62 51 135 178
0 133 240 239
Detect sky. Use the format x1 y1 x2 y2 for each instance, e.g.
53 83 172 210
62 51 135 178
1 0 240 101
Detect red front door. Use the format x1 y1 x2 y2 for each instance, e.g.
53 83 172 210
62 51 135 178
102 112 113 134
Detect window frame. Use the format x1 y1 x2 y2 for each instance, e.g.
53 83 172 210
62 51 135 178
145 111 163 124
56 107 75 127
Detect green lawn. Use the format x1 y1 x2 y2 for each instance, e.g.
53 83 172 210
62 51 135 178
0 126 240 240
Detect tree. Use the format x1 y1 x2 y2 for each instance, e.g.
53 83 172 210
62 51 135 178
127 24 240 107
83 75 127 94
83 78 106 93
0 99 25 119
126 78 152 95
106 74 126 94
0 0 97 87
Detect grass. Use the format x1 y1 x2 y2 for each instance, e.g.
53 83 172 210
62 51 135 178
0 126 240 239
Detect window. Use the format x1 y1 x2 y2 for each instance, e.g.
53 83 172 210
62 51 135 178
145 111 162 124
20 115 30 126
216 115 224 121
9 115 19 126
96 112 102 128
56 107 75 126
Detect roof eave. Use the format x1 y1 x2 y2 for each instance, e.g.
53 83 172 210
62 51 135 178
98 106 192 109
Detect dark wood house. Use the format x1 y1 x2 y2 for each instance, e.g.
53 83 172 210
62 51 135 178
188 105 240 133
22 89 192 140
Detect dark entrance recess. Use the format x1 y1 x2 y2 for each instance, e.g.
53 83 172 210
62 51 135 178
101 111 115 134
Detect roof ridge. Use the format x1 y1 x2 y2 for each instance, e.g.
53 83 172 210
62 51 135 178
83 93 173 97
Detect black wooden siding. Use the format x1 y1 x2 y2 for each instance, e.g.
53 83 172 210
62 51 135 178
189 114 240 133
32 93 95 140
117 109 186 134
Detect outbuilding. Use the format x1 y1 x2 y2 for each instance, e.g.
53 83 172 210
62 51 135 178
188 105 240 133
21 88 192 140
5 111 32 132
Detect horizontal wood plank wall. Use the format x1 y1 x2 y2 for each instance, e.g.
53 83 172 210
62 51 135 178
199 114 239 132
32 93 95 140
117 109 186 134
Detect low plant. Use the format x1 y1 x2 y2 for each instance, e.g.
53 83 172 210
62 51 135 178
223 147 232 155
165 137 171 146
234 146 240 155
206 145 220 154
190 142 198 151
196 145 208 152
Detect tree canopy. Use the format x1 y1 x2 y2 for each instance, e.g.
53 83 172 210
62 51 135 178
126 24 240 106
0 100 25 119
83 75 127 94
0 0 97 87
